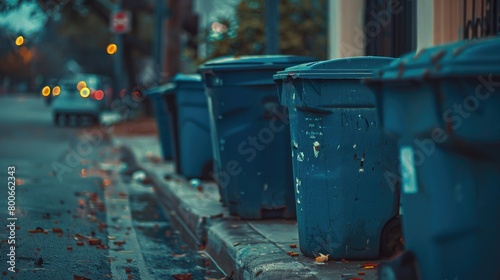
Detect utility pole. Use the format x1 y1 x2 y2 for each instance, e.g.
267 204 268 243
165 0 181 77
265 0 279 54
112 0 129 96
154 0 167 84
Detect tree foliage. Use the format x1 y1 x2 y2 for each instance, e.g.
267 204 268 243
203 0 327 61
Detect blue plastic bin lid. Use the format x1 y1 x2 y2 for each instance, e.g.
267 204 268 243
273 56 396 80
371 37 500 81
173 73 204 90
146 82 176 96
198 55 317 72
173 73 202 83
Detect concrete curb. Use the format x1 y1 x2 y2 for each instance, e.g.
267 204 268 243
116 139 381 280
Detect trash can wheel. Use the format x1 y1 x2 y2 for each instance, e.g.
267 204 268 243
380 216 404 258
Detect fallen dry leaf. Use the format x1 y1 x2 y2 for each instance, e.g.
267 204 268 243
287 252 299 257
173 273 193 280
74 275 91 280
314 253 329 263
28 227 45 234
52 228 63 233
74 234 89 240
34 257 43 266
289 244 297 248
88 238 102 246
360 262 378 269
113 240 126 246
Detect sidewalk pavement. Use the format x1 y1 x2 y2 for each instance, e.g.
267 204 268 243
113 135 381 280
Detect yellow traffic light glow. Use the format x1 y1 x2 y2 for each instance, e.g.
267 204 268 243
42 86 51 97
106 43 117 55
77 81 87 91
15 36 24 46
52 86 61 96
80 87 91 98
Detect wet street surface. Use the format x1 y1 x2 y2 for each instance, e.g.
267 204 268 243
0 95 223 279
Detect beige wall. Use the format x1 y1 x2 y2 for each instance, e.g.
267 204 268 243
420 0 482 48
328 0 365 59
416 0 435 50
434 0 462 45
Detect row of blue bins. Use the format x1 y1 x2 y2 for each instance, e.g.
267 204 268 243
147 36 499 279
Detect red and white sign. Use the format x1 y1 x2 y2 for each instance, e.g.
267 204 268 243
110 11 131 34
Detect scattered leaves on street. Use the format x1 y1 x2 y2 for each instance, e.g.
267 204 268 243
287 252 299 257
289 244 297 248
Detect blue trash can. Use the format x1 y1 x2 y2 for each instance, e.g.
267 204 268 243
146 83 176 160
198 55 316 219
366 38 500 280
274 57 402 260
174 74 213 179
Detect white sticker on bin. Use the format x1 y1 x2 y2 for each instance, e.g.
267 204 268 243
400 146 418 194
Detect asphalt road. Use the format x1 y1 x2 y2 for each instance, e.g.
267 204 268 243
0 94 221 279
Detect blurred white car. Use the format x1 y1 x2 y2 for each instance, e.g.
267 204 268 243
51 74 112 126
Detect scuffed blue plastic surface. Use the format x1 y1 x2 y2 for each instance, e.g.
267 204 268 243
274 56 400 259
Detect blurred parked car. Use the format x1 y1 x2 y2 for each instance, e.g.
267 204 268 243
51 74 113 126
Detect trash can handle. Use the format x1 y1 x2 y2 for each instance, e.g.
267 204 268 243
202 72 222 88
295 105 334 115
